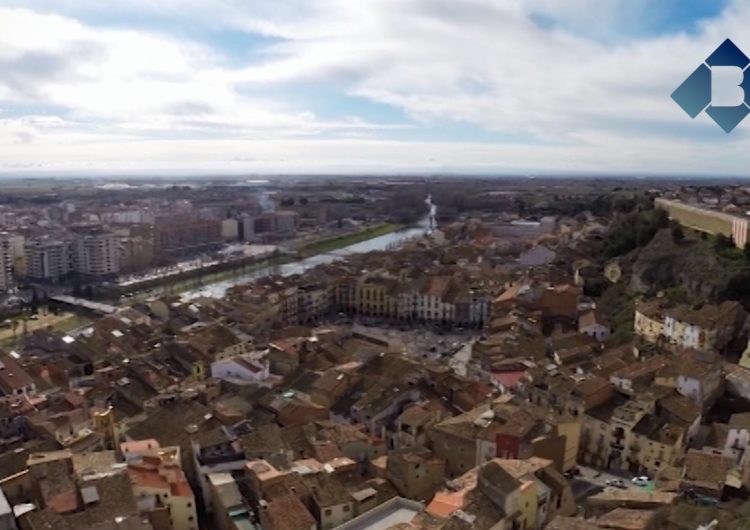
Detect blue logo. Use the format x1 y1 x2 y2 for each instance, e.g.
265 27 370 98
672 38 750 133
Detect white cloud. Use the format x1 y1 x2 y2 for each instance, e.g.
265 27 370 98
0 7 401 140
2 1 750 174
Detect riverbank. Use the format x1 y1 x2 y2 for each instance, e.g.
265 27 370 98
122 254 289 304
297 223 401 258
122 222 404 303
0 311 90 349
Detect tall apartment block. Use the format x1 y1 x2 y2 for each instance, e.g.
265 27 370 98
24 239 72 282
71 227 120 278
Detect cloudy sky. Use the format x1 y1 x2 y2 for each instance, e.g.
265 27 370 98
2 0 750 176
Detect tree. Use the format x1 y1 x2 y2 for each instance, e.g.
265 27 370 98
29 288 40 314
725 272 750 302
671 224 684 243
515 198 526 217
583 278 608 298
730 500 750 529
715 233 732 251
745 243 750 263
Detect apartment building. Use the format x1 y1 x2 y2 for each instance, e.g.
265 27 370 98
0 238 12 292
297 282 333 323
151 214 222 260
24 238 72 282
634 299 743 352
397 276 455 323
451 287 491 327
358 275 399 318
71 227 120 277
275 210 299 233
633 301 666 343
580 395 686 475
127 448 198 530
25 228 119 281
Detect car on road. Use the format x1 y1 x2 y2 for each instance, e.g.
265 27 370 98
631 476 649 487
605 479 627 489
695 495 719 506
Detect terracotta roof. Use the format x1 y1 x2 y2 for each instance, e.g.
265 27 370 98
494 284 522 304
397 404 436 427
426 492 465 518
546 516 600 529
0 354 34 393
538 285 580 320
64 471 139 529
579 309 609 329
666 300 742 329
729 412 750 430
261 493 316 530
128 460 193 498
121 439 160 455
674 350 721 380
683 450 729 492
47 489 80 515
596 508 658 530
657 393 700 426
478 460 522 496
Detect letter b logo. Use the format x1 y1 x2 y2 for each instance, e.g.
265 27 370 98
712 66 745 107
672 39 750 133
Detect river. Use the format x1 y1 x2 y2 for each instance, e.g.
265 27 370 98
180 218 431 300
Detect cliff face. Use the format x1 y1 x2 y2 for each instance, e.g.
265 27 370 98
628 229 749 302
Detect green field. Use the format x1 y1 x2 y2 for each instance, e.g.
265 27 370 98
0 313 91 350
298 223 401 258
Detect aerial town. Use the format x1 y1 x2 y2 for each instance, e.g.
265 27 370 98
1 176 750 530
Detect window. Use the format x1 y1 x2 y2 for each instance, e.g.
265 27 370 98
343 505 350 512
325 508 332 516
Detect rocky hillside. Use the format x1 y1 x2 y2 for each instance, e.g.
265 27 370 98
628 228 750 302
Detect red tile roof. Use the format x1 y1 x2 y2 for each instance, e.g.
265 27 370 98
127 459 193 498
0 355 34 394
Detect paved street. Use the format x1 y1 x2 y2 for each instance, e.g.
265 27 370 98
332 316 476 362
571 466 655 502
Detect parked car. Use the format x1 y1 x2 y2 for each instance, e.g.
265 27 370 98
631 476 649 487
695 495 719 506
606 479 627 489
